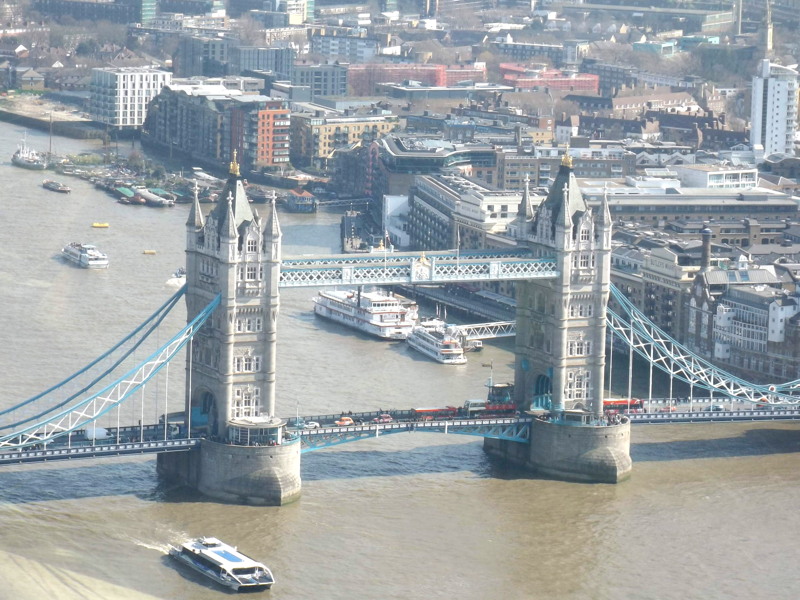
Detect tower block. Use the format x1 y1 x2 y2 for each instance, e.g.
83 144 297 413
485 155 631 483
157 155 301 505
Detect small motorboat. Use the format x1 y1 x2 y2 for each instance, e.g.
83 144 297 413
91 222 109 228
168 536 275 591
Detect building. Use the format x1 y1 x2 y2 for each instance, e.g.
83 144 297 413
292 62 348 99
750 59 799 158
143 79 290 173
33 0 155 24
496 145 635 191
407 173 522 253
580 180 800 225
687 253 800 383
230 46 295 80
672 164 758 189
309 33 379 63
90 67 172 131
498 64 599 94
173 36 232 78
289 107 399 170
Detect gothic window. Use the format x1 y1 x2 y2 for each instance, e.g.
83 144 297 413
580 254 589 269
580 228 590 242
591 254 596 268
237 266 244 281
246 265 258 280
247 238 258 253
255 317 263 331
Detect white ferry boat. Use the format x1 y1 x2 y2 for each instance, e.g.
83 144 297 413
61 242 109 269
168 536 275 592
313 288 419 339
406 319 468 365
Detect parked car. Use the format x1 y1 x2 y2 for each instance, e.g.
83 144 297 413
335 416 355 427
372 414 394 423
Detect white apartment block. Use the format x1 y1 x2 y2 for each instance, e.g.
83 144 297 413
672 164 758 189
90 67 172 130
750 59 799 157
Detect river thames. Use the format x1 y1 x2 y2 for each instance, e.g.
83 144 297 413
0 122 798 599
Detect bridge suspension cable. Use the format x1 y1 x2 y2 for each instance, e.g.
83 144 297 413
0 294 220 450
0 286 188 431
608 284 799 405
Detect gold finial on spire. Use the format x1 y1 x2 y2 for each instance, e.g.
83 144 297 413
561 145 573 168
229 149 240 177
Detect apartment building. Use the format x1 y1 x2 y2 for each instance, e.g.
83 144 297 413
90 67 172 131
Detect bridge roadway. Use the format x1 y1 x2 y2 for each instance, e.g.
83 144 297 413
1 410 799 465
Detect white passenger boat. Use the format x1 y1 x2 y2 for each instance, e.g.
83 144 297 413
313 288 419 339
168 536 275 592
61 242 109 269
406 319 468 365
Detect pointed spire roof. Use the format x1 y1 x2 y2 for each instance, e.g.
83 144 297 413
186 180 205 228
532 150 588 237
265 191 282 246
598 183 612 228
209 150 254 235
517 173 533 220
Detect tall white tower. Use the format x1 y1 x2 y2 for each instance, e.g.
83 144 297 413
750 59 799 158
514 153 612 418
183 153 282 438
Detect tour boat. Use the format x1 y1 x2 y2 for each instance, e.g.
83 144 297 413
406 319 468 365
61 242 109 269
313 288 419 339
11 134 47 170
42 179 71 193
169 536 275 592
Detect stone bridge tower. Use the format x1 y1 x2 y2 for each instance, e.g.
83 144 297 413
486 154 631 482
157 155 301 505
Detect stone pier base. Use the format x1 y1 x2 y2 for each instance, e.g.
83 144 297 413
157 438 302 505
484 418 632 483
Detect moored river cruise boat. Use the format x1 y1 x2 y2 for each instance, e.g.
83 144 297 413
169 537 275 592
406 319 468 365
61 242 109 269
313 288 419 339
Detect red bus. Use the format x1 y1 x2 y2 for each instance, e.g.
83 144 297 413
412 406 459 420
603 398 644 413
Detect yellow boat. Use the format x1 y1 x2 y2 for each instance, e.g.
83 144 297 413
91 222 109 228
143 249 157 255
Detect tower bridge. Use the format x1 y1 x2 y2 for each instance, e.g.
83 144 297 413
4 153 799 504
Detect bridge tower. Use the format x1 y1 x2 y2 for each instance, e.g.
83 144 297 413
486 154 631 482
157 154 301 505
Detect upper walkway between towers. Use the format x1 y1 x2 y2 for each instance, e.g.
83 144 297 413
278 248 557 287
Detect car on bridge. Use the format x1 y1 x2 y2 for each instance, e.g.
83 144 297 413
372 414 394 423
703 404 726 412
302 421 320 429
335 416 356 427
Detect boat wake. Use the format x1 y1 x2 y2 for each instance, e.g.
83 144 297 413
127 531 186 555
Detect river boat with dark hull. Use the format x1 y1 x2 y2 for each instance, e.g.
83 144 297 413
42 179 71 193
12 135 47 170
168 537 275 592
313 288 419 339
61 242 109 269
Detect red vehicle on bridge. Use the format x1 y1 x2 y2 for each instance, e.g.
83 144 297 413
603 398 644 414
